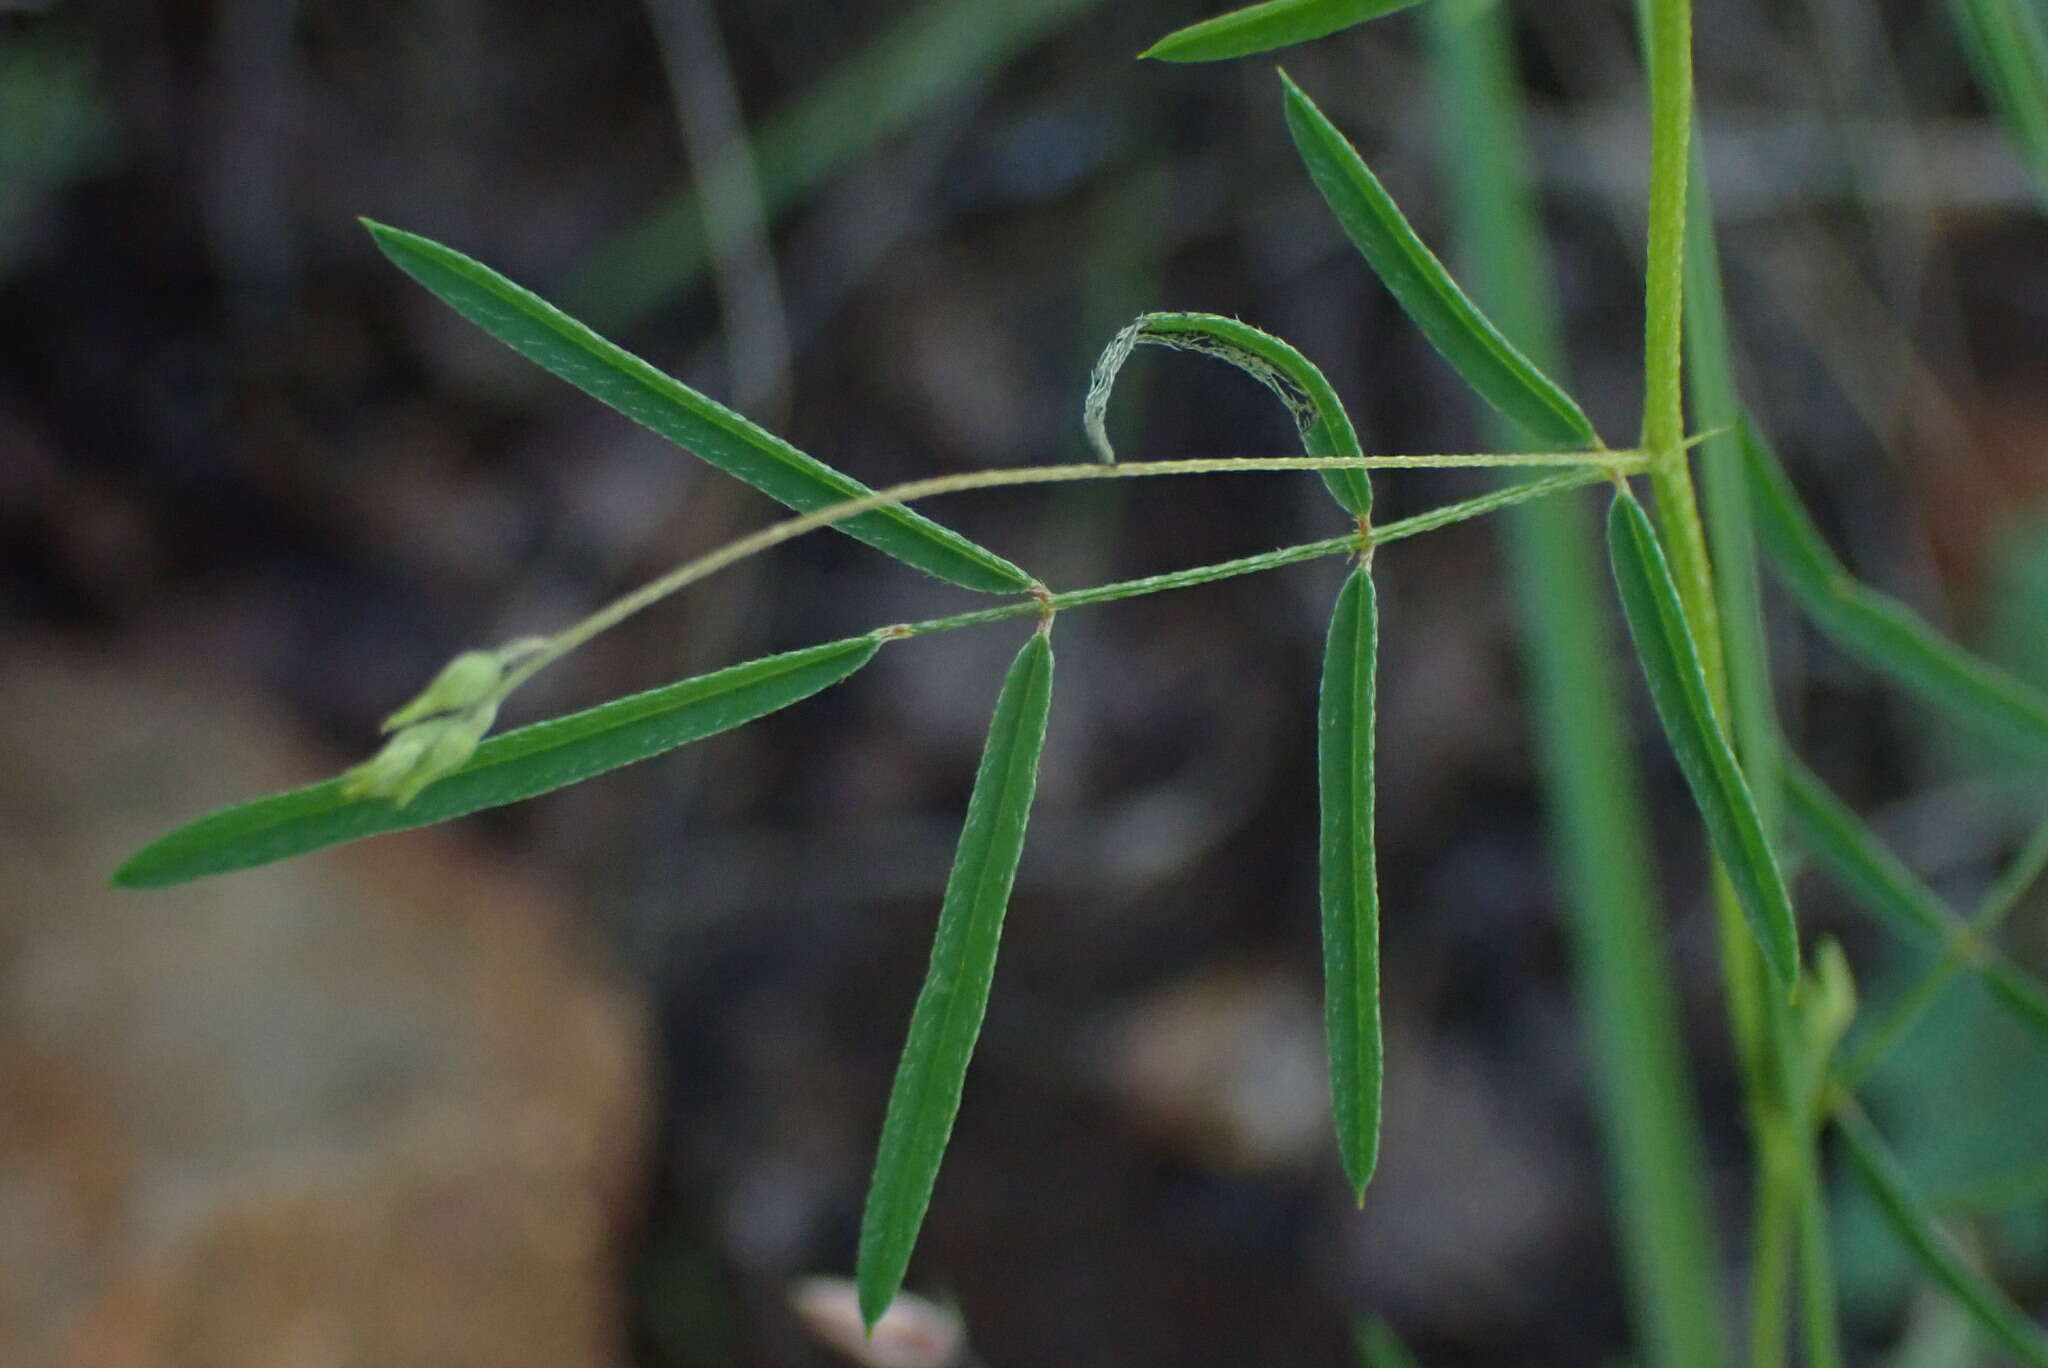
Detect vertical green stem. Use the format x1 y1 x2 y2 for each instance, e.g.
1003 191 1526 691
1640 2 1817 1365
1749 1150 1797 1367
1639 0 1719 666
1429 6 1726 1365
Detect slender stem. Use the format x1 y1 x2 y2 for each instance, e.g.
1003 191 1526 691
1796 1159 1846 1368
1642 4 1823 1365
1750 1142 1796 1368
502 453 1641 692
893 534 1362 638
892 471 1612 640
1641 0 1693 462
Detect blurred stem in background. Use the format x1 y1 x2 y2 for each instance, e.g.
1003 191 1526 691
1426 4 1727 1365
644 0 793 418
569 0 1109 334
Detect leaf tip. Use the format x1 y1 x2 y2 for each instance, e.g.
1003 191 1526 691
1343 1147 1377 1208
855 1277 892 1337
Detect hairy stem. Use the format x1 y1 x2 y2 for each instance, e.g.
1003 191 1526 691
1642 2 1811 1363
893 471 1612 639
501 453 1640 694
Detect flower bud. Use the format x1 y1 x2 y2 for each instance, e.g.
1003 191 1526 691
381 649 507 732
340 702 499 806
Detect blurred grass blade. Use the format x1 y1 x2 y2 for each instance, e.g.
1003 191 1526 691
1684 162 1781 826
1835 1101 2048 1368
857 631 1055 1327
1983 959 2048 1040
568 0 1106 331
1948 0 2048 201
1608 488 1800 987
113 637 881 889
1785 759 2048 1044
1279 72 1598 450
1318 567 1382 1201
1352 1316 1422 1368
1783 759 1953 948
1742 421 2048 766
1428 8 1729 1365
1086 310 1371 516
366 221 1033 595
1143 0 1423 62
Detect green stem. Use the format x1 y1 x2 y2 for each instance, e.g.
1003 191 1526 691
894 471 1611 640
1797 1161 1846 1368
1750 1139 1797 1368
1641 0 1693 462
503 453 1635 694
1642 3 1819 1364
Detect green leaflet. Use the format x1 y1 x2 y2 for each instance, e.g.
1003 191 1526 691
1279 73 1599 452
1318 567 1382 1201
857 631 1055 1328
365 221 1033 596
1784 759 2048 1045
112 637 881 889
1835 1102 2048 1368
1607 489 1800 988
1143 0 1424 62
1741 421 2048 768
1086 310 1371 516
1948 0 2048 203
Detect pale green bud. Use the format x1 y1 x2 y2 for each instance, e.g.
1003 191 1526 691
1800 937 1857 1063
340 702 499 806
381 649 507 732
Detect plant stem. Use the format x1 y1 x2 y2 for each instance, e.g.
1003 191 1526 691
1750 1143 1797 1368
502 453 1638 693
1797 1167 1846 1368
894 471 1612 640
1640 0 1721 675
1642 3 1818 1365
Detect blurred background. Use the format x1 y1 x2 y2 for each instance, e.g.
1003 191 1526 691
6 0 2048 1363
